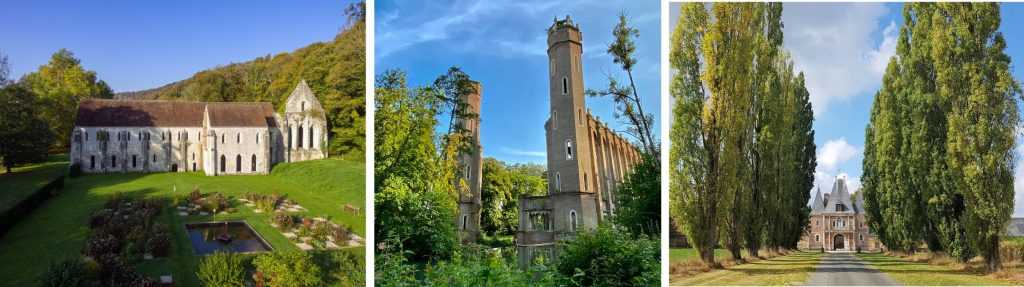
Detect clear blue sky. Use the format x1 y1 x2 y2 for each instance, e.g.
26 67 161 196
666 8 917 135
376 0 660 165
669 3 1024 217
1 0 355 92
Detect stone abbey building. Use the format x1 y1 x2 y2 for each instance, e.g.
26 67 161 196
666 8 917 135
69 81 327 176
799 176 883 252
515 16 642 267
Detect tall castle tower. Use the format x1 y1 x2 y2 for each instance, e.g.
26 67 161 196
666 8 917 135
546 15 594 196
457 81 483 242
517 15 641 268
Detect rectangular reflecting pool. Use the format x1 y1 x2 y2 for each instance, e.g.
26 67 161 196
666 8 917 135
185 221 272 255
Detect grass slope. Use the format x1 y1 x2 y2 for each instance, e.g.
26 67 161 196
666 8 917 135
857 253 1020 286
0 154 68 212
670 251 823 286
0 158 364 287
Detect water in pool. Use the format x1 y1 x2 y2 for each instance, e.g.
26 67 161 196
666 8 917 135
185 221 272 255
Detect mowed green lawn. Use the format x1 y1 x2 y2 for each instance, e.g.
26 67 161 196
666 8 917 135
857 253 1019 285
671 251 823 286
0 157 365 287
0 154 69 212
670 248 748 263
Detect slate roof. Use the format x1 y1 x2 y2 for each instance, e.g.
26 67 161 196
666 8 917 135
810 176 859 215
76 99 275 128
206 102 277 127
75 99 206 127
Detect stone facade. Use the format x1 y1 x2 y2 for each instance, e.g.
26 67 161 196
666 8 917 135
799 176 883 252
70 81 326 176
517 16 642 268
457 81 483 243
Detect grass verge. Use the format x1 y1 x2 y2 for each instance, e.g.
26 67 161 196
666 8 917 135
670 250 823 286
856 252 1023 286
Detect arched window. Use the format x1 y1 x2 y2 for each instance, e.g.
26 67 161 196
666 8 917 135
815 234 820 242
85 132 89 141
298 125 304 148
221 134 225 144
111 156 117 168
152 154 156 163
562 77 568 95
256 133 260 144
90 156 95 169
301 101 306 112
251 155 257 172
461 215 468 230
555 172 561 192
552 110 558 130
569 210 578 232
220 155 226 172
309 126 314 149
237 133 240 143
565 140 573 160
132 155 137 168
859 234 864 242
235 155 241 172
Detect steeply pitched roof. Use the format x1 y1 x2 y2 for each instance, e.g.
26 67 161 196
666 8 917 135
205 102 277 127
75 99 276 128
810 188 824 213
75 99 206 127
811 176 860 215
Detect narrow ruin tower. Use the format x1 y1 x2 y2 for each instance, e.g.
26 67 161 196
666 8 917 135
544 15 598 229
457 81 483 243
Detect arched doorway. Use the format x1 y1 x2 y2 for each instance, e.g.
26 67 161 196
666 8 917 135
834 234 845 250
235 155 241 172
220 155 226 172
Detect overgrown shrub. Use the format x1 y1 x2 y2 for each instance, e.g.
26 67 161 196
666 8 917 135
147 223 171 257
253 251 323 287
83 233 121 258
197 251 248 287
40 257 93 287
89 209 113 228
555 225 659 287
272 213 295 230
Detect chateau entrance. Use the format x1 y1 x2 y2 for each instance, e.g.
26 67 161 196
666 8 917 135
171 164 178 172
834 234 845 250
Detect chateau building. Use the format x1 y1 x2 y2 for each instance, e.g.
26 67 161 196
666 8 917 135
799 176 883 252
69 81 327 176
516 16 642 267
456 81 483 243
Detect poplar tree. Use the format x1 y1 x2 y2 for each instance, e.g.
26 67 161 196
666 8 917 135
670 2 815 266
864 3 1019 271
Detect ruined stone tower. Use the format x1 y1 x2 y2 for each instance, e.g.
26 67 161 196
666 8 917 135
457 81 483 242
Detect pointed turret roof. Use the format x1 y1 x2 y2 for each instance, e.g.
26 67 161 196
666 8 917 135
810 188 824 213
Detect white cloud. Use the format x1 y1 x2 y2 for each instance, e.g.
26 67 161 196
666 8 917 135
818 137 859 172
782 3 894 115
501 147 546 158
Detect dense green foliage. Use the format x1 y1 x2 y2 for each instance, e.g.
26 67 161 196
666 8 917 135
862 3 1020 272
555 225 660 287
669 3 816 267
196 251 248 287
0 82 53 172
18 49 113 150
376 226 658 287
374 69 463 261
253 251 323 287
612 153 660 236
480 158 546 236
123 5 366 158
